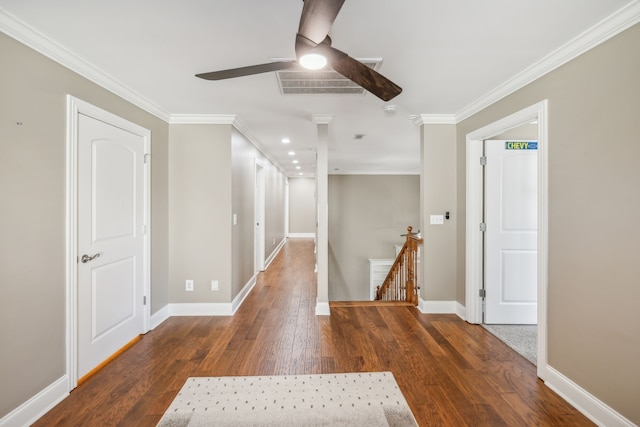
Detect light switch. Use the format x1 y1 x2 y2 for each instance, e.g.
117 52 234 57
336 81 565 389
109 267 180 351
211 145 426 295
430 215 444 225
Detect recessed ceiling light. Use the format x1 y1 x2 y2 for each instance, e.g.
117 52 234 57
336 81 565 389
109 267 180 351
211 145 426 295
298 172 303 175
296 166 301 170
281 138 290 144
292 160 299 164
288 151 295 156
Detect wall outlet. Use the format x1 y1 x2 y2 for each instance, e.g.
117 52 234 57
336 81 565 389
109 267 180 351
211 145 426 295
185 279 194 291
211 280 219 291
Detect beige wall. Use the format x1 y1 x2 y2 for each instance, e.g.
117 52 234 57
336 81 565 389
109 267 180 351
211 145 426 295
328 175 420 300
231 129 287 297
289 177 316 234
169 124 233 302
455 23 640 424
420 124 457 301
264 163 287 259
0 33 170 418
231 130 256 297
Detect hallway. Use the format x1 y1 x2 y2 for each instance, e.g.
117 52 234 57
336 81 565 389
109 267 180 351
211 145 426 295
33 238 593 426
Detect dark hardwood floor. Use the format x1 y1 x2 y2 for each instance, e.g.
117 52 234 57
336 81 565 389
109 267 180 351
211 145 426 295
33 238 594 426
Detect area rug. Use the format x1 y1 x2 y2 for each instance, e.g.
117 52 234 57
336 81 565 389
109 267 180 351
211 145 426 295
157 372 418 426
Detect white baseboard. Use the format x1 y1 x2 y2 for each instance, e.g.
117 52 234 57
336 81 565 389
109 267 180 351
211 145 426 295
231 274 257 314
315 300 331 315
169 302 234 316
264 238 286 270
150 304 170 329
418 299 459 314
0 375 68 427
288 233 315 238
455 302 466 320
544 366 636 427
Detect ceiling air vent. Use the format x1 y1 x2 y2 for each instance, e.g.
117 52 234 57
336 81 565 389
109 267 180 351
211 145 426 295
274 58 382 95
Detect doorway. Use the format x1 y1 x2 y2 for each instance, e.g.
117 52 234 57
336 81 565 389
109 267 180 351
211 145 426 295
66 96 151 388
484 139 538 324
465 100 548 379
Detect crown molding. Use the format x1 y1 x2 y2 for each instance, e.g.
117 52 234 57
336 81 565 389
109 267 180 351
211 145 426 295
0 9 172 122
169 114 237 125
455 0 640 123
413 114 457 126
231 117 290 177
166 113 288 176
312 114 334 125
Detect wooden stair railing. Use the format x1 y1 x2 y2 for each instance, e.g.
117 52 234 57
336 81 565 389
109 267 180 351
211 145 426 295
375 226 423 305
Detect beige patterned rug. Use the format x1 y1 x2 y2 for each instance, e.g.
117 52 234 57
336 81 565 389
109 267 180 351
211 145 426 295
157 372 418 426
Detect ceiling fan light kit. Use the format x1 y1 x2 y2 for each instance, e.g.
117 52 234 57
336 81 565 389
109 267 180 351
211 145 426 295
195 0 402 101
299 53 327 70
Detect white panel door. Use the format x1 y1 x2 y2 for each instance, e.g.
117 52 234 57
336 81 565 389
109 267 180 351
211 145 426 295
77 113 145 378
485 140 537 324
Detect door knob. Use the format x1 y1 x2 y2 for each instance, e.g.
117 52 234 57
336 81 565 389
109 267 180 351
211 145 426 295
81 253 101 263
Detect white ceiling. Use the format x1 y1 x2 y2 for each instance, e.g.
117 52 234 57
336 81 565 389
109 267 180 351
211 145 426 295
0 0 636 176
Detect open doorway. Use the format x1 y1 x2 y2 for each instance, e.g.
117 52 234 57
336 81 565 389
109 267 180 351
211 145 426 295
465 101 548 379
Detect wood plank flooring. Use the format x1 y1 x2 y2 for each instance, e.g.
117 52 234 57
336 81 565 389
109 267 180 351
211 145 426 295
33 238 594 426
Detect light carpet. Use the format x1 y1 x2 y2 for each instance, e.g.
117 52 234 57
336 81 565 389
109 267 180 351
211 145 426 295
157 372 418 427
482 324 537 365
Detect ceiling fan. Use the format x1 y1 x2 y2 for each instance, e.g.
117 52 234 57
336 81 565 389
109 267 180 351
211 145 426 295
195 0 402 102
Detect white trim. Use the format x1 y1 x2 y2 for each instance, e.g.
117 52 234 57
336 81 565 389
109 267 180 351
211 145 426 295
417 299 458 315
455 302 466 321
315 301 331 316
0 376 68 427
231 274 258 314
328 170 421 176
144 272 260 328
65 96 152 389
150 305 171 330
288 233 316 238
0 10 170 122
264 237 286 270
169 303 234 316
414 114 457 125
455 1 640 122
233 119 288 177
544 366 637 427
311 114 334 125
464 100 549 381
169 114 237 125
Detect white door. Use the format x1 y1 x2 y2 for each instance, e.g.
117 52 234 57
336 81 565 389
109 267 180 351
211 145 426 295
484 140 537 324
77 113 146 378
255 162 266 272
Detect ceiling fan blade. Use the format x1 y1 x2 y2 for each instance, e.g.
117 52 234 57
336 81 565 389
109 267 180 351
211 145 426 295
298 0 345 44
196 60 299 81
324 47 402 101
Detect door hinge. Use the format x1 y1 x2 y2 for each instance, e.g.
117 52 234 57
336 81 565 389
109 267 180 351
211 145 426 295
144 153 151 164
480 156 487 166
143 295 147 305
479 289 486 298
479 222 486 232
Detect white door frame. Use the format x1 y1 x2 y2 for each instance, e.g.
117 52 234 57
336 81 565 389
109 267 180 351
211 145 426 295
65 96 151 389
465 100 548 379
